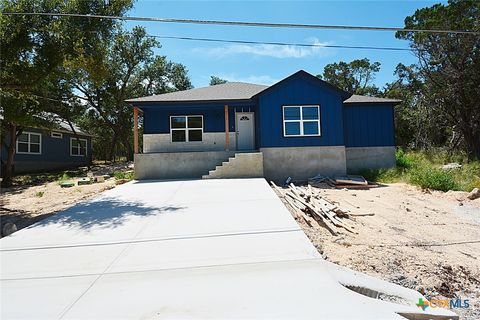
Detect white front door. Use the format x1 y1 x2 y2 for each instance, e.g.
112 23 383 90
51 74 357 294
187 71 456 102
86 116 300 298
236 112 255 150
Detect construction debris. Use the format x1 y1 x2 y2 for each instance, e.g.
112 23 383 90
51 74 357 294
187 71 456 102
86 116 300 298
271 181 361 235
309 174 378 189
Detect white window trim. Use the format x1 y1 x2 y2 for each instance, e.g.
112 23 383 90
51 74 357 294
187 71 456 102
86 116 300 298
16 132 42 155
169 115 204 143
70 137 88 157
51 131 63 139
282 105 321 137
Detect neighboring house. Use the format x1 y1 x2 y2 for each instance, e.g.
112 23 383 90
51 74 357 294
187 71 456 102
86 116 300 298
126 70 400 181
1 117 92 174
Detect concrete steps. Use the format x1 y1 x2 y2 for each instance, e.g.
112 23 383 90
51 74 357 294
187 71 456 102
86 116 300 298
202 152 264 179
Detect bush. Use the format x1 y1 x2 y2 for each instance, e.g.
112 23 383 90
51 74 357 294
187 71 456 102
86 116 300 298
408 165 459 191
395 149 414 169
113 171 134 181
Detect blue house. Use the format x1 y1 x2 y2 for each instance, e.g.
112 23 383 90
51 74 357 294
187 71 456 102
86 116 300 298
126 70 400 181
1 117 92 174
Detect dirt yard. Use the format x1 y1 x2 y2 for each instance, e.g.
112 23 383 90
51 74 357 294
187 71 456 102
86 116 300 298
0 162 133 237
275 182 480 319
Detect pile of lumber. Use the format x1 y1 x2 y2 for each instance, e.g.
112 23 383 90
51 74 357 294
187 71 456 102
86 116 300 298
271 181 359 235
309 174 377 189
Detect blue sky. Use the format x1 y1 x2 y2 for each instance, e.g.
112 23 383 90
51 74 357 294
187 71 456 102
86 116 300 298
125 0 445 89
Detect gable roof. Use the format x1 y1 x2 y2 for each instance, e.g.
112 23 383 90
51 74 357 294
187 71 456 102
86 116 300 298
125 70 400 105
251 70 351 100
125 82 268 103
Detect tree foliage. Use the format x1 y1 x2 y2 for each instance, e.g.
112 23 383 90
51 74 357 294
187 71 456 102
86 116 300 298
318 58 381 96
0 0 134 186
70 26 192 161
209 76 228 86
396 0 480 159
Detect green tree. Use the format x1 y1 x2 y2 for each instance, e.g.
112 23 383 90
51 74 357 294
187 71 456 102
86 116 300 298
396 0 480 159
0 0 133 186
318 58 381 96
209 76 228 86
71 27 192 161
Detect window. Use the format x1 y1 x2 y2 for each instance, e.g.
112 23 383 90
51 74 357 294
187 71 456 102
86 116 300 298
70 138 87 156
283 105 321 137
17 132 41 154
51 131 63 139
170 115 203 142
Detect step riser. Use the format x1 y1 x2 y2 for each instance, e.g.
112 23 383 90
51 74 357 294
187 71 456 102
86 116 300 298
202 152 264 179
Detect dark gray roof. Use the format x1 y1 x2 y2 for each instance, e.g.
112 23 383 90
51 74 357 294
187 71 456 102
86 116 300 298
344 94 401 104
126 72 400 105
126 82 268 103
38 112 91 136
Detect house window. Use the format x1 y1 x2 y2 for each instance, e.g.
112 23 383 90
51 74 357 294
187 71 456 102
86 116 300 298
17 132 42 154
170 115 203 142
51 131 63 139
70 138 87 156
283 105 321 137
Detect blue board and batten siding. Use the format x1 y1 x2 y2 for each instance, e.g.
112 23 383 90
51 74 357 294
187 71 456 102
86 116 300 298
343 104 396 147
1 128 92 173
257 72 345 148
142 103 256 135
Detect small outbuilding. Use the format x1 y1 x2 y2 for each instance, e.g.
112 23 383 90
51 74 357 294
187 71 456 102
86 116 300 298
126 70 400 181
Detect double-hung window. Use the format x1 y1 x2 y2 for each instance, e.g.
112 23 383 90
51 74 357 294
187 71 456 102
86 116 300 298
283 105 321 137
70 138 87 156
17 132 42 154
170 115 203 142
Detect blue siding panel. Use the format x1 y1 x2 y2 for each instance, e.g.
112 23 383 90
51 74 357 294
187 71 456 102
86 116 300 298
141 103 256 134
344 104 395 147
257 72 345 147
1 127 92 171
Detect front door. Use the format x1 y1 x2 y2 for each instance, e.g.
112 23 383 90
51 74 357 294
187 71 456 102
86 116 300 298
236 112 255 150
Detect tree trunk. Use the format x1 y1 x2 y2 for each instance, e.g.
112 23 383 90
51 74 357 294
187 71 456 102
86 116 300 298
1 124 17 188
108 133 118 163
463 129 480 161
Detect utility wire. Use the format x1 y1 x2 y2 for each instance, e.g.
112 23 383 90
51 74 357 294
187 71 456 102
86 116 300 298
3 12 480 35
153 35 413 52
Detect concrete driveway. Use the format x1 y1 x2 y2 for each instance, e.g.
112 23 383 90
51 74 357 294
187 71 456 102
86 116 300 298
1 179 456 319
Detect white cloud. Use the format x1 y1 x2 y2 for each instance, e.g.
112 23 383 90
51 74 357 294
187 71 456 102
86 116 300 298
196 38 333 59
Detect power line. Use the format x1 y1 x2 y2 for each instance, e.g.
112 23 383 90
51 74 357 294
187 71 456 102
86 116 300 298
4 12 480 35
153 35 413 52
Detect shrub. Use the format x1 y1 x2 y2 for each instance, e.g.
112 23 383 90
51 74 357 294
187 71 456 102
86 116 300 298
395 149 414 169
113 171 134 181
408 165 459 191
35 191 44 197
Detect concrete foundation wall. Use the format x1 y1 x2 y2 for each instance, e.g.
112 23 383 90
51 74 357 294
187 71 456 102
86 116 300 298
134 151 234 180
260 146 347 182
143 133 236 153
346 146 396 172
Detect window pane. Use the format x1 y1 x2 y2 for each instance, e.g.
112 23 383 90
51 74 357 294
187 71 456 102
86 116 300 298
302 107 319 120
171 116 186 128
79 140 86 148
188 129 202 142
188 116 202 128
18 142 29 152
284 107 301 120
172 130 186 142
72 139 79 147
71 147 79 155
18 134 29 143
303 122 319 135
30 144 40 153
79 147 86 156
285 122 301 136
30 134 40 143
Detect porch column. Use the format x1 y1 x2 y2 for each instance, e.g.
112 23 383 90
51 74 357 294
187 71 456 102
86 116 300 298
224 104 229 151
133 106 139 154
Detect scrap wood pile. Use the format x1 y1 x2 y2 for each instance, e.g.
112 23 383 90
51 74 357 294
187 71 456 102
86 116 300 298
309 174 377 189
271 181 364 235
